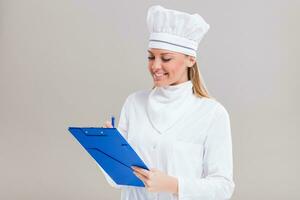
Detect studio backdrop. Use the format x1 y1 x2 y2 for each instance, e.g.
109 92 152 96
0 0 299 199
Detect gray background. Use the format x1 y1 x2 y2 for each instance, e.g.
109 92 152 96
1 0 299 199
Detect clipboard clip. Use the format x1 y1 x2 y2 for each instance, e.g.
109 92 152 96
80 128 108 136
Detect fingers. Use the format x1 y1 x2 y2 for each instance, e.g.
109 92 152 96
133 171 149 187
132 168 150 187
102 120 113 128
133 170 148 180
131 166 150 179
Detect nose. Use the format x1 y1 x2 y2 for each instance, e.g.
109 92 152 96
150 58 162 71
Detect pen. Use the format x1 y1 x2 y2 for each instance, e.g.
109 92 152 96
111 115 115 128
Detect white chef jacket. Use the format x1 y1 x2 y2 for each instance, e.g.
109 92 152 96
98 80 235 200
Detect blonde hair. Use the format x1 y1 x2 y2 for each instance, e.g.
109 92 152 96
188 62 214 99
151 61 214 99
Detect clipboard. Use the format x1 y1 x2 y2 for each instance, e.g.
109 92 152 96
68 127 149 187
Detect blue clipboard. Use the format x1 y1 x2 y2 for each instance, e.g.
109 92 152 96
68 127 149 187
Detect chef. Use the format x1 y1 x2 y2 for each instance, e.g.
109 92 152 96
101 5 235 200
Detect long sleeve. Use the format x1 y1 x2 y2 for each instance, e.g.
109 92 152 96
177 104 235 200
99 95 132 189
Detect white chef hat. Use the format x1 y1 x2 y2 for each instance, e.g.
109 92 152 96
147 5 210 57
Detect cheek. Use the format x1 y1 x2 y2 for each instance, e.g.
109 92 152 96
167 62 185 75
147 62 152 72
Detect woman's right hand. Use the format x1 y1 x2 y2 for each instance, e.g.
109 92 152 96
102 120 113 128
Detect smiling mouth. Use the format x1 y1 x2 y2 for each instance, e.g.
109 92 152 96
153 72 169 80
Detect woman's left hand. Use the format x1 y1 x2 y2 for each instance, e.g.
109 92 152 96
131 166 178 194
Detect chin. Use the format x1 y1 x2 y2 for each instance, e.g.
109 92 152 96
153 80 170 87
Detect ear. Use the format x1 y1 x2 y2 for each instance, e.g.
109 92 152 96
185 56 196 67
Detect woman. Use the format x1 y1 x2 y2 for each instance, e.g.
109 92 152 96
102 5 235 200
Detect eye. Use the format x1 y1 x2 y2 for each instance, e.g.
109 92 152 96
147 56 171 62
162 58 171 62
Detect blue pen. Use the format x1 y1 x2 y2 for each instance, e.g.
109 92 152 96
111 116 115 128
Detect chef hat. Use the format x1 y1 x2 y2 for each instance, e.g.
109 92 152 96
147 5 210 57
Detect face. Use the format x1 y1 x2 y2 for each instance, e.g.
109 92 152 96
147 48 196 87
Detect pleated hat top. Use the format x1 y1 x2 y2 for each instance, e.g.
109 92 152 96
147 5 210 57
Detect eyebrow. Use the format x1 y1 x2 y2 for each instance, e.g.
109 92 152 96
147 50 174 55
